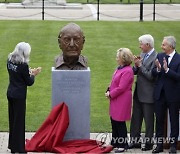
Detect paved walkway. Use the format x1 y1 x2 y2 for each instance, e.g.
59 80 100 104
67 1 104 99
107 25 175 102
0 132 179 153
0 3 180 21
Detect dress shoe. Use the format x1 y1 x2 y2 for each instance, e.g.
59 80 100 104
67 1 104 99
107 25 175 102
169 146 176 153
114 148 127 153
141 143 153 151
152 146 163 153
128 143 141 149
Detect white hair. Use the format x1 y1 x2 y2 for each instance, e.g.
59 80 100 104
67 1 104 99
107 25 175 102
139 34 154 48
8 42 31 64
164 36 176 49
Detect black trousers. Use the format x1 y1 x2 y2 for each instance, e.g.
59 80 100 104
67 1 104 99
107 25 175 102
110 117 128 148
7 97 26 153
155 91 179 148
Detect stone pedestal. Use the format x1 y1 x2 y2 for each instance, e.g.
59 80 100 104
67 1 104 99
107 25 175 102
51 67 90 141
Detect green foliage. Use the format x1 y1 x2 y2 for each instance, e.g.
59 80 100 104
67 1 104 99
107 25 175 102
0 20 180 132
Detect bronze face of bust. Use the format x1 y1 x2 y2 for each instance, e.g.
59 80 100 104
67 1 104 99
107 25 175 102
55 23 88 70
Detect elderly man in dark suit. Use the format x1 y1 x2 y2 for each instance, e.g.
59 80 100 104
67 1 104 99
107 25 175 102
152 36 180 153
129 34 157 151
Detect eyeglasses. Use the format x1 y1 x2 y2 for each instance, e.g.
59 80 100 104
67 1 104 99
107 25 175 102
58 36 81 45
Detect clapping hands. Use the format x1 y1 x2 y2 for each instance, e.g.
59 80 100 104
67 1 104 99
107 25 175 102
30 67 42 76
163 57 168 72
155 58 168 72
155 59 161 71
134 55 142 67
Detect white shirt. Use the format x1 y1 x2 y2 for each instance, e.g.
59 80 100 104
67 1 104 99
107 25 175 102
165 50 176 73
143 48 154 63
147 48 155 57
167 50 176 65
145 48 154 59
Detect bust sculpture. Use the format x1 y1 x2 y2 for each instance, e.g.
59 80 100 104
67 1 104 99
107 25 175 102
55 23 88 70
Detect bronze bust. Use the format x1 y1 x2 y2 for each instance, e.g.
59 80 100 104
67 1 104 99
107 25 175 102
55 23 88 70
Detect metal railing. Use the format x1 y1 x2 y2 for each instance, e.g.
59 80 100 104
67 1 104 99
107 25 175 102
0 0 179 21
0 0 177 3
86 0 176 3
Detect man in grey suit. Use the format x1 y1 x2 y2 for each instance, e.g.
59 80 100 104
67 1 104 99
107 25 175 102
129 34 157 151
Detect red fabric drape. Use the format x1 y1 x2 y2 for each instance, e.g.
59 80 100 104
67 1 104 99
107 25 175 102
25 102 113 153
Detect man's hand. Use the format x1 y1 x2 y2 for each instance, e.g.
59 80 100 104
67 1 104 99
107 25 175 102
155 59 161 72
163 57 169 72
134 55 142 67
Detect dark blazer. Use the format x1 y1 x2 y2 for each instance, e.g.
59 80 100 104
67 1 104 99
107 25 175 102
133 50 157 103
7 60 35 99
152 52 180 102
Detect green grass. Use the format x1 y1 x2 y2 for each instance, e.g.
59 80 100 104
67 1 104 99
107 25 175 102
0 21 180 133
0 0 179 3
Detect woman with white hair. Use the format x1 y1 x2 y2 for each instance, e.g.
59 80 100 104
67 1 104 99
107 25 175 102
7 42 41 153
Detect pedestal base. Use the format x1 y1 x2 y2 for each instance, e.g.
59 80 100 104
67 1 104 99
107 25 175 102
51 67 90 141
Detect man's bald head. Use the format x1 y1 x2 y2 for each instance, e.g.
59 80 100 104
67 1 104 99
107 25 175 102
58 23 84 39
58 23 85 59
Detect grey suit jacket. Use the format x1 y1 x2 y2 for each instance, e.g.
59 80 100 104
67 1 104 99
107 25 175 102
134 50 157 103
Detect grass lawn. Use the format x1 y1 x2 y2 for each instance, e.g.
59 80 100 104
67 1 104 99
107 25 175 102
0 21 180 133
0 0 179 3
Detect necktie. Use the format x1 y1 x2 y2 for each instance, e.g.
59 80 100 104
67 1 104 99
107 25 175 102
165 55 170 65
143 54 149 63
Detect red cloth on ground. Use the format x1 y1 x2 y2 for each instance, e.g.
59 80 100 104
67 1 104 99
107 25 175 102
25 102 113 153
